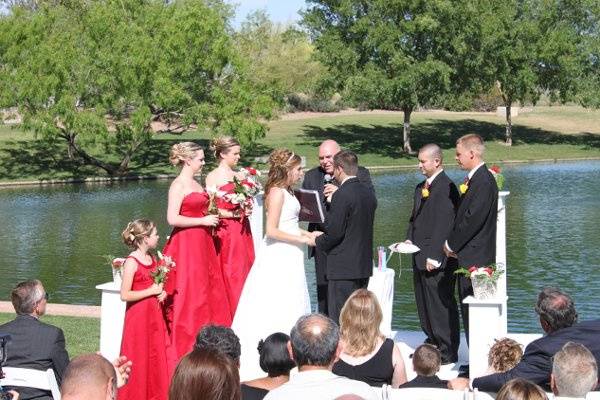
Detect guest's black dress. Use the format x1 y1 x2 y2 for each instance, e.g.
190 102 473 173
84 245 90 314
332 338 395 387
241 383 269 400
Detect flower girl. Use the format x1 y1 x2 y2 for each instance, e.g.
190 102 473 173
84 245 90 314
118 219 172 400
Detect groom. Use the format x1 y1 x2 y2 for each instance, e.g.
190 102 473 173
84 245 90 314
310 150 377 323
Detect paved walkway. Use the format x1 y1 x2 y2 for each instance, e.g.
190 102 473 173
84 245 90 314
0 301 100 318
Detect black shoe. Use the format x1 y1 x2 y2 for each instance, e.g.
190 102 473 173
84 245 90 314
458 364 469 377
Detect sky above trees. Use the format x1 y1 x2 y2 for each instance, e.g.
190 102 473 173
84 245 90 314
228 0 304 27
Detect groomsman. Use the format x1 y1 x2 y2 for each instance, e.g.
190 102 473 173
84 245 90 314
444 134 498 342
310 151 377 323
302 140 373 315
406 144 460 364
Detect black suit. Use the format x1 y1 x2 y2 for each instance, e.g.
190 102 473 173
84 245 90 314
447 164 498 340
398 375 449 389
315 177 377 323
406 170 460 362
302 166 374 314
473 319 600 392
0 314 70 400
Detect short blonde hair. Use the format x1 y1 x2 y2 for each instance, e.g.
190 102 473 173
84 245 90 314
169 142 203 167
339 289 383 356
456 133 485 156
210 136 240 160
496 378 548 400
488 338 523 373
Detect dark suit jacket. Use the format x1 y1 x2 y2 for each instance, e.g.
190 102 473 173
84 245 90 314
0 314 70 399
398 375 449 389
447 164 498 267
302 166 374 283
406 171 459 271
473 319 600 392
315 177 377 280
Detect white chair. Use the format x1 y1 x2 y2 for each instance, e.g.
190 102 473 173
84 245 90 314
382 386 469 400
0 367 61 400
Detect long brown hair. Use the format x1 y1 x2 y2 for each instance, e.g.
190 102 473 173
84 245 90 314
169 349 240 400
339 289 384 356
264 148 301 196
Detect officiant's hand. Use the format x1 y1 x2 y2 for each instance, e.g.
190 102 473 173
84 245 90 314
323 183 338 200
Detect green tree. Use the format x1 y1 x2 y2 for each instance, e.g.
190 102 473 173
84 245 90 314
303 0 470 153
235 10 325 105
0 0 274 176
472 0 598 145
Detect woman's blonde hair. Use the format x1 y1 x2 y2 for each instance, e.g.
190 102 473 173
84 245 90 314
210 136 240 160
488 338 523 373
121 219 156 248
264 148 301 196
169 142 203 167
339 289 384 356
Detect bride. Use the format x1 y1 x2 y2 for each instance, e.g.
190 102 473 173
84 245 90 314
232 148 314 381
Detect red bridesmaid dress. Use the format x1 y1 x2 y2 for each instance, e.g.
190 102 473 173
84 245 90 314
214 182 255 315
162 191 232 361
119 256 170 400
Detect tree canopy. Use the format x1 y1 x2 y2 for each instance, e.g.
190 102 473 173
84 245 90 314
0 0 274 176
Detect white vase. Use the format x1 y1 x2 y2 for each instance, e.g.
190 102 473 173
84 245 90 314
471 275 497 299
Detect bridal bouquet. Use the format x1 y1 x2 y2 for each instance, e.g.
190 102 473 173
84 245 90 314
150 251 175 285
222 167 262 218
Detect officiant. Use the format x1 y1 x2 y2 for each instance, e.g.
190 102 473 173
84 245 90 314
302 140 374 316
405 143 460 364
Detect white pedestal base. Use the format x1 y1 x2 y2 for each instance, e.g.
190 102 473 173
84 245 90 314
95 282 126 361
463 295 508 379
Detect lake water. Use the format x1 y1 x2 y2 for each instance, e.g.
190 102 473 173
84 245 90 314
1 160 599 333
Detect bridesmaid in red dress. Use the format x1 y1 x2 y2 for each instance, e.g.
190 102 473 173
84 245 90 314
119 219 170 400
206 136 255 315
162 142 232 362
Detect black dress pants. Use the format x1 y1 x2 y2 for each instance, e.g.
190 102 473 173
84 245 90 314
327 278 369 324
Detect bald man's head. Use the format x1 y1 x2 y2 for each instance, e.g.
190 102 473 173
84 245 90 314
318 140 341 174
61 354 116 400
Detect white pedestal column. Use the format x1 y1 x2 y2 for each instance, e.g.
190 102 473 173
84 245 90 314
95 282 126 361
464 295 508 379
496 191 510 330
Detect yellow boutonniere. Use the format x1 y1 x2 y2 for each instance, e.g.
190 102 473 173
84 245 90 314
421 188 430 198
459 183 469 194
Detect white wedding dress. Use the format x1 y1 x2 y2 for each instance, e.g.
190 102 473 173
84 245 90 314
232 188 311 381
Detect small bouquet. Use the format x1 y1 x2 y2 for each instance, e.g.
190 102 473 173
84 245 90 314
150 251 175 285
206 186 226 235
489 165 505 190
455 264 504 299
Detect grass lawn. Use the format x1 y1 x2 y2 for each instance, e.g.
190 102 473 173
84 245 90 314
1 105 599 182
0 313 99 357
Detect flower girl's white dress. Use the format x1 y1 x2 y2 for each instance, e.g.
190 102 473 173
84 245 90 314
232 188 311 381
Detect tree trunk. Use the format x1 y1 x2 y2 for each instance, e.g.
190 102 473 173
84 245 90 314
402 107 414 154
64 132 121 176
504 101 513 146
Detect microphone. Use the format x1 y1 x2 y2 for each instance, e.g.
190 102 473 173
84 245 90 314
323 174 333 185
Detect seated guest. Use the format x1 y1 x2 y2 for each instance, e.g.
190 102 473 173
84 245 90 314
61 354 133 399
61 354 117 400
169 349 240 400
0 279 70 400
398 344 447 389
195 324 241 364
449 287 600 392
551 342 598 399
332 289 407 387
243 333 296 400
495 378 548 400
264 313 378 400
488 338 523 373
